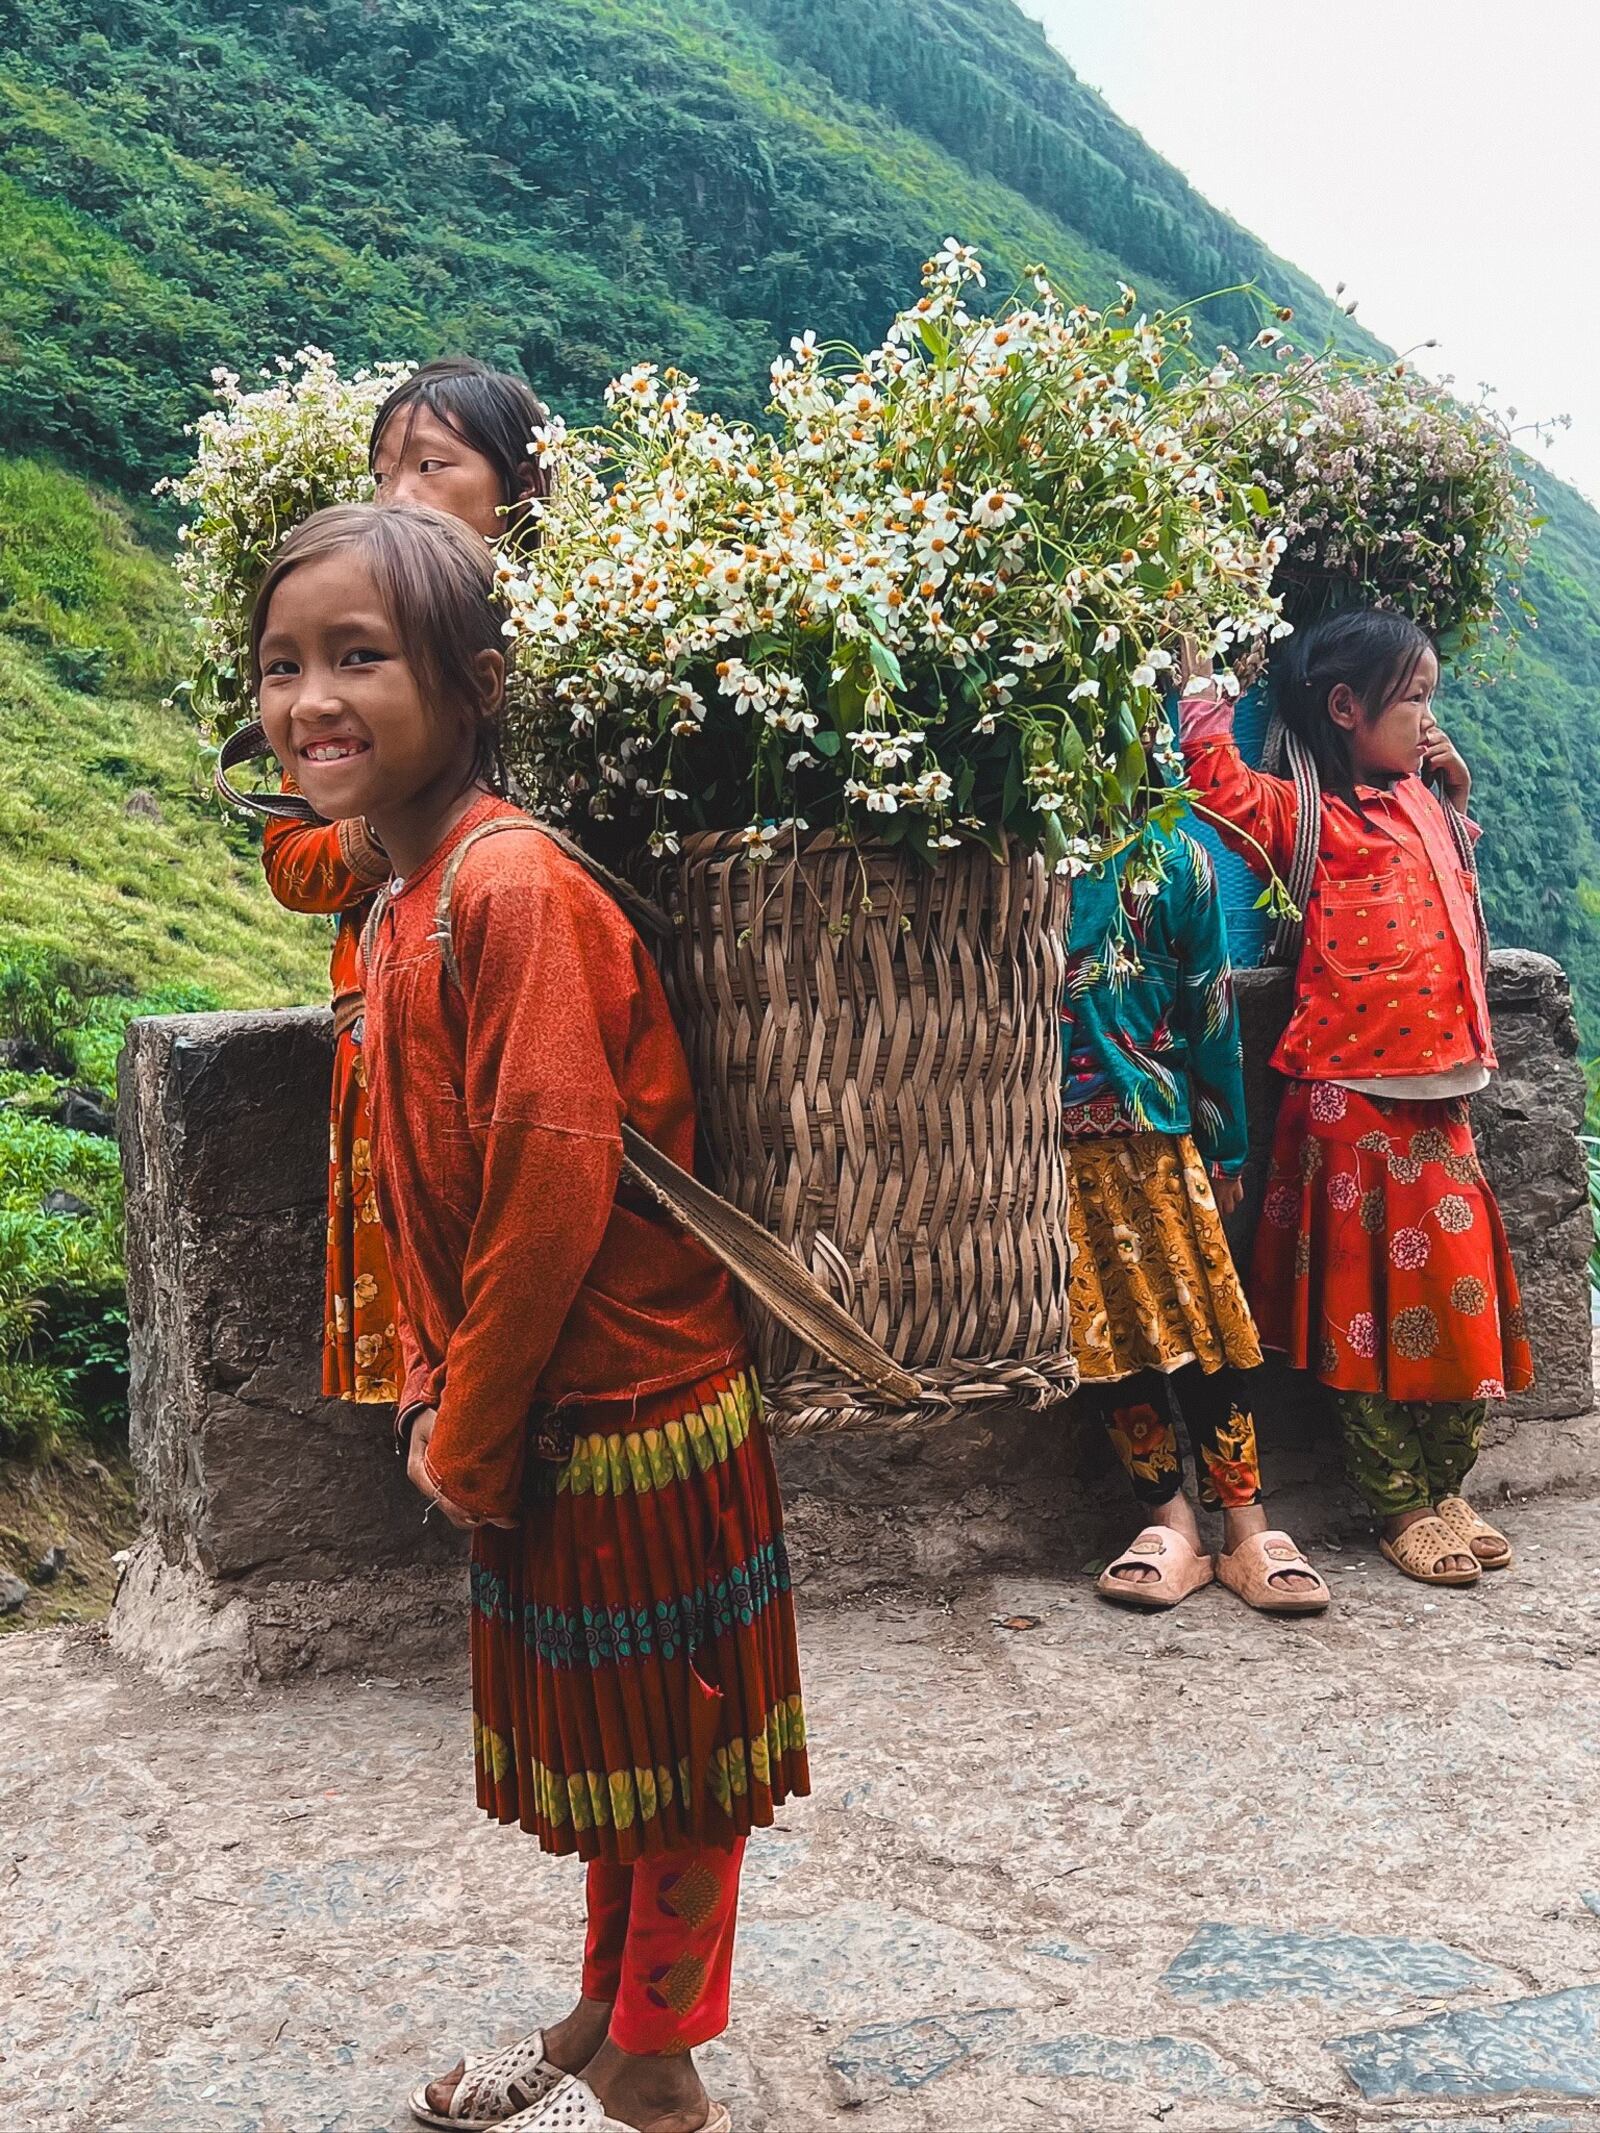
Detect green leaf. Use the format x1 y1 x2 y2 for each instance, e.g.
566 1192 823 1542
811 729 841 757
1056 721 1086 773
1040 809 1069 868
1001 749 1025 822
868 635 904 691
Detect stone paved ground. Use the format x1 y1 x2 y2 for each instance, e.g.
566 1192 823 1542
9 1500 1600 2133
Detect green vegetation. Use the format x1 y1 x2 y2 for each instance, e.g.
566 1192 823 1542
1 0 1599 1439
0 467 326 1449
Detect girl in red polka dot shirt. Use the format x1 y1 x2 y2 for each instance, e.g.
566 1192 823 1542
1181 610 1532 1589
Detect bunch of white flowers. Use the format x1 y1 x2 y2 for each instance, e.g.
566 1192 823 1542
158 347 414 737
1183 347 1537 670
500 244 1285 869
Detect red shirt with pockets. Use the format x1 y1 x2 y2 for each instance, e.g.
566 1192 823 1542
1181 693 1495 1084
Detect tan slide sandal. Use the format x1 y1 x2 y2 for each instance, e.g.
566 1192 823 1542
1380 1513 1482 1586
410 2030 566 2129
1434 1494 1513 1569
1216 1530 1331 1615
495 2077 731 2132
1096 1525 1215 1610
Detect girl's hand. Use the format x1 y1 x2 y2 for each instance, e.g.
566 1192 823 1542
1176 634 1219 698
1211 1171 1244 1216
1420 713 1471 810
407 1408 519 1530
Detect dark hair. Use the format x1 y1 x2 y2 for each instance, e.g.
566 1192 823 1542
369 357 551 532
1271 608 1435 800
250 502 508 794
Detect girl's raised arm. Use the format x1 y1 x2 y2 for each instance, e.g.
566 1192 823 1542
261 779 390 914
1179 686 1298 882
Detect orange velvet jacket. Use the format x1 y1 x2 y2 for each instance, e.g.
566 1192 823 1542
1182 692 1494 1085
361 795 746 1521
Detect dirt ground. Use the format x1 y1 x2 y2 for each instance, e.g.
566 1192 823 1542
7 1494 1600 2133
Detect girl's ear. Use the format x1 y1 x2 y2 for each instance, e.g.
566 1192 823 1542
472 646 506 715
1327 681 1362 733
513 460 540 503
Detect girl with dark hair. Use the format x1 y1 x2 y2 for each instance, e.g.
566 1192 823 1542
259 359 548 1407
370 356 552 539
253 502 804 2133
1181 613 1532 1588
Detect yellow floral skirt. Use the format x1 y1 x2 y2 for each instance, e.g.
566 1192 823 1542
1067 1131 1263 1384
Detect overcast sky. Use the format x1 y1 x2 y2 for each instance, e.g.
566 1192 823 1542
1022 1 1600 504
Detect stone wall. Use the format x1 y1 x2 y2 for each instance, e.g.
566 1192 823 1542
112 951 1596 1683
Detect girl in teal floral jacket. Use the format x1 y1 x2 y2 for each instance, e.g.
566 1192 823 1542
1064 818 1328 1615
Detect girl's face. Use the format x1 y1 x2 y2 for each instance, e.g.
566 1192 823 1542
257 549 462 825
371 404 507 540
1335 644 1440 785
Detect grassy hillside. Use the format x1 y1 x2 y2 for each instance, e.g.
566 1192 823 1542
0 462 326 1006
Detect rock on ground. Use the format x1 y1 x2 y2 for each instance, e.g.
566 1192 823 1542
7 1500 1600 2132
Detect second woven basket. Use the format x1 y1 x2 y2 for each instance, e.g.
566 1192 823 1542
660 831 1077 1432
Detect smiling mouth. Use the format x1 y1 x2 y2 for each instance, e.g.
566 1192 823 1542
301 739 370 764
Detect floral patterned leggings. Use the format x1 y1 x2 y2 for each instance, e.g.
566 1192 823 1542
1333 1392 1486 1517
1089 1363 1264 1511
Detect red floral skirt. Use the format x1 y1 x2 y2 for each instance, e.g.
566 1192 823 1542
469 1367 809 1864
1250 1080 1533 1404
322 1031 401 1403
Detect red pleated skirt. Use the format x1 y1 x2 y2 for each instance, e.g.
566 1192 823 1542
1250 1079 1534 1404
468 1367 809 1863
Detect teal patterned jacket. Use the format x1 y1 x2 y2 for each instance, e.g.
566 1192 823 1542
1060 821 1249 1175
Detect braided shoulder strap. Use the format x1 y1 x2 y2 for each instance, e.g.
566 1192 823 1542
214 721 311 820
429 815 923 1408
1260 714 1321 968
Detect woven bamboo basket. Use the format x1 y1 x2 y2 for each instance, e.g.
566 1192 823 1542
659 832 1077 1432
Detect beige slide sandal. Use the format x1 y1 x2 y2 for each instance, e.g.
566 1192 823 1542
1434 1494 1513 1569
1380 1513 1482 1586
1096 1525 1215 1610
496 2077 731 2132
1216 1530 1331 1615
410 2030 566 2129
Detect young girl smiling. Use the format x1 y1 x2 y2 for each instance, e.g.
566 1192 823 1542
259 358 551 1407
253 501 807 2133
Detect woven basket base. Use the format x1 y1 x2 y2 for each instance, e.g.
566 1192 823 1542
762 1351 1081 1437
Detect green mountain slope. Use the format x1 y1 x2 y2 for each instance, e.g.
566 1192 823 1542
0 0 1595 1038
0 462 328 1006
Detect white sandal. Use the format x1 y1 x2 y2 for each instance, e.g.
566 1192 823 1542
495 2074 732 2133
409 2029 567 2129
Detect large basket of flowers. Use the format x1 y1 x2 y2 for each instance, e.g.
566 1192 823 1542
499 246 1285 1425
1182 343 1537 672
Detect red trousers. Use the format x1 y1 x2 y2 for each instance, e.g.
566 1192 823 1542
581 1840 746 2054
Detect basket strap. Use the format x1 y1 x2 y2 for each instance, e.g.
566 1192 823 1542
1265 723 1321 969
1442 797 1492 978
214 722 320 821
431 814 922 1405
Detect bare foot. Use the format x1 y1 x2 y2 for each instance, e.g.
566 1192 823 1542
582 2038 713 2133
1388 1504 1475 1578
424 1996 613 2119
1108 1492 1202 1585
1221 1502 1322 1591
